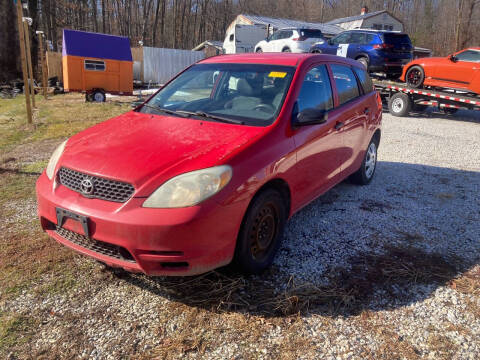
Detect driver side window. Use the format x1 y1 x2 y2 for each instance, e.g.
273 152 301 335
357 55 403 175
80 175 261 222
332 33 350 45
297 65 333 113
455 50 480 63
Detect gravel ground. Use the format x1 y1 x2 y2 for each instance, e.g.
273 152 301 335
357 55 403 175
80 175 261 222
1 109 480 359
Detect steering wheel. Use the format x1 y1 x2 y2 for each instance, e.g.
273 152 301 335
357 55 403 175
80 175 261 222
254 103 275 113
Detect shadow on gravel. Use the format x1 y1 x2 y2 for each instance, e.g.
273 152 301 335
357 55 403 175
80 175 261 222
117 162 480 318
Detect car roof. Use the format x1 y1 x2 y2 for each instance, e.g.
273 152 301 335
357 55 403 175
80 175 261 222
345 29 406 35
198 53 361 68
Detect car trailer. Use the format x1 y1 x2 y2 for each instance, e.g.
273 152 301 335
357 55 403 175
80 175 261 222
373 80 480 117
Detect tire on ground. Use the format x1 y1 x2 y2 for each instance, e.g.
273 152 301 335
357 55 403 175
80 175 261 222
233 188 287 275
350 135 379 185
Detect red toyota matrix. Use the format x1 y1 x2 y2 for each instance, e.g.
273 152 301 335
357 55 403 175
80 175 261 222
36 54 382 276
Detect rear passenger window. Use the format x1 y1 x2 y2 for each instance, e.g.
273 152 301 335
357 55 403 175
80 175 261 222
297 65 333 113
353 67 374 93
330 64 360 105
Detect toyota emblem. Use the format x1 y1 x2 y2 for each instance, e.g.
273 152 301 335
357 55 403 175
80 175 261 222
80 178 94 195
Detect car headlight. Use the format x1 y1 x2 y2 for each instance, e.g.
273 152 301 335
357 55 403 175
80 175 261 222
143 165 232 208
46 139 68 180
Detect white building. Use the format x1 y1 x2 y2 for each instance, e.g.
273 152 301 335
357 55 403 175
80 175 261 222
326 7 404 32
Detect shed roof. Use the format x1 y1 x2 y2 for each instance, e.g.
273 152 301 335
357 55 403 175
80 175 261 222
62 29 132 61
238 14 343 35
326 10 391 25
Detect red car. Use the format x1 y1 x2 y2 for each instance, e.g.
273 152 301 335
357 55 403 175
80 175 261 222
402 47 480 95
36 53 382 276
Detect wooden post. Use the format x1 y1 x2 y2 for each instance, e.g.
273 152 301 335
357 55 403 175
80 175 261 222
16 0 33 124
39 34 48 99
23 20 36 108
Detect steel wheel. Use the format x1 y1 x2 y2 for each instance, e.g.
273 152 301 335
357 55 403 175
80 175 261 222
391 97 404 114
233 189 286 274
365 142 377 180
249 202 278 262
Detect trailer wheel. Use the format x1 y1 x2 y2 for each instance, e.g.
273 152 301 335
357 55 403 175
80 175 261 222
442 107 458 115
406 66 425 88
388 92 412 117
92 90 106 103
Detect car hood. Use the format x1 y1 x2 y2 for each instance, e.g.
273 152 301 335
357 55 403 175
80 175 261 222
59 111 267 191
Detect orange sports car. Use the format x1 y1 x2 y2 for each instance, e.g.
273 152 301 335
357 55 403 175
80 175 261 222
401 47 480 95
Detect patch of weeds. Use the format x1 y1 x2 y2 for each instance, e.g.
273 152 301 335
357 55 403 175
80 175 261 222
0 312 35 354
21 160 48 174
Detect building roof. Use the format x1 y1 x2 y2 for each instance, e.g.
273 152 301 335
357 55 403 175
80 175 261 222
192 40 224 52
62 29 132 61
325 10 387 25
238 14 343 35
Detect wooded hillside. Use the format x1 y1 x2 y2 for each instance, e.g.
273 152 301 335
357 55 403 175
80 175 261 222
1 0 479 82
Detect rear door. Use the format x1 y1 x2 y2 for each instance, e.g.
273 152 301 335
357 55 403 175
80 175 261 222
347 32 366 58
292 64 343 206
328 63 367 175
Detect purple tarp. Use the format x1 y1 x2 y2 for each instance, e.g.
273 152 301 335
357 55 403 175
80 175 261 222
62 29 132 62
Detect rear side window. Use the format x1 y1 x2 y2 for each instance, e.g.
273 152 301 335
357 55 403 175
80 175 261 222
297 65 333 112
365 34 376 43
349 32 365 44
330 64 360 105
353 67 374 93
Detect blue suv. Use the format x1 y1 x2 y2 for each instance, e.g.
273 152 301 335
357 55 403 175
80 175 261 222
310 30 413 78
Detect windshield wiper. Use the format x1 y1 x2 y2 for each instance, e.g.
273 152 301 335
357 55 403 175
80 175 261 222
141 104 189 117
176 110 244 125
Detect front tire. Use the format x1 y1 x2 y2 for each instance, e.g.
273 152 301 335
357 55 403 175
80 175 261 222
233 189 287 275
406 66 425 88
256 48 263 53
282 47 291 53
350 138 378 185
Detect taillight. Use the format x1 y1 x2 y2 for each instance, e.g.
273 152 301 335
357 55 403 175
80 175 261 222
292 36 307 41
373 43 394 50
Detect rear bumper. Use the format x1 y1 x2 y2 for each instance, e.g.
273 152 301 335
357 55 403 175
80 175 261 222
36 172 244 276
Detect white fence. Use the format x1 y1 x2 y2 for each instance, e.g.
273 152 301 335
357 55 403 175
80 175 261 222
142 47 205 84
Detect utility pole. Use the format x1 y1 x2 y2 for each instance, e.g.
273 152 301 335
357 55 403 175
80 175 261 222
16 0 33 124
23 18 36 108
37 31 48 99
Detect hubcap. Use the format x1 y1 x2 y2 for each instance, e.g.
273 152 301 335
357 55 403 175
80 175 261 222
392 98 404 113
365 143 377 179
94 93 104 102
250 203 278 260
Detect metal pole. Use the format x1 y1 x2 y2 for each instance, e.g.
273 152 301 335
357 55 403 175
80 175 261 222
16 0 33 124
23 20 36 108
38 33 48 99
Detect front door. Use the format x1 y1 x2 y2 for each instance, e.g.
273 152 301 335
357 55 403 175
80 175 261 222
432 49 480 89
292 64 344 208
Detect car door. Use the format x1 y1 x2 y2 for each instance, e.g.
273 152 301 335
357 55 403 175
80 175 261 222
264 31 280 52
328 64 367 175
276 30 292 52
347 32 365 59
432 49 480 88
292 64 344 207
319 32 348 55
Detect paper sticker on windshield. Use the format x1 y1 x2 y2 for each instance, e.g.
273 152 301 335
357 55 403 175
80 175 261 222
269 71 287 78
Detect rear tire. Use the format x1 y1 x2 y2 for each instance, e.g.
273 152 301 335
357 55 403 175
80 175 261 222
282 48 291 53
233 189 286 275
388 92 412 117
350 138 378 185
405 66 425 88
356 57 369 70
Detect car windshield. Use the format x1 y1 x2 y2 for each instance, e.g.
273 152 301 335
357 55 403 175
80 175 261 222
139 63 295 126
300 29 323 38
382 33 412 46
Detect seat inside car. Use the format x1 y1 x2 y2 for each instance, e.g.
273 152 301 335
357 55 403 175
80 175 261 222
227 78 262 110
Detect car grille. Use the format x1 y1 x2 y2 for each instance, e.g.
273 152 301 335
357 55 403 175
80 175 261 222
55 226 135 262
58 167 135 203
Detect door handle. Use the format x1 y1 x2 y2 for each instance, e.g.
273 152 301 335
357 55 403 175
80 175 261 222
334 121 344 130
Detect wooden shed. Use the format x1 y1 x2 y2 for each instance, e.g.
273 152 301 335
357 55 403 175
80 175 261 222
62 29 133 100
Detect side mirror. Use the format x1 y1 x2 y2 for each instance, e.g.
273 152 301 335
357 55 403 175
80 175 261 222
449 54 458 62
293 107 328 127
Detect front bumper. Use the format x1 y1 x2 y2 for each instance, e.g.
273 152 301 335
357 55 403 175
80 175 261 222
36 172 243 276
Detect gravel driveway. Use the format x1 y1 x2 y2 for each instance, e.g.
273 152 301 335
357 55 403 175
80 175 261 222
2 109 480 359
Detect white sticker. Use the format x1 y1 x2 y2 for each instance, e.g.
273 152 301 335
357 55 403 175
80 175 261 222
337 44 349 57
